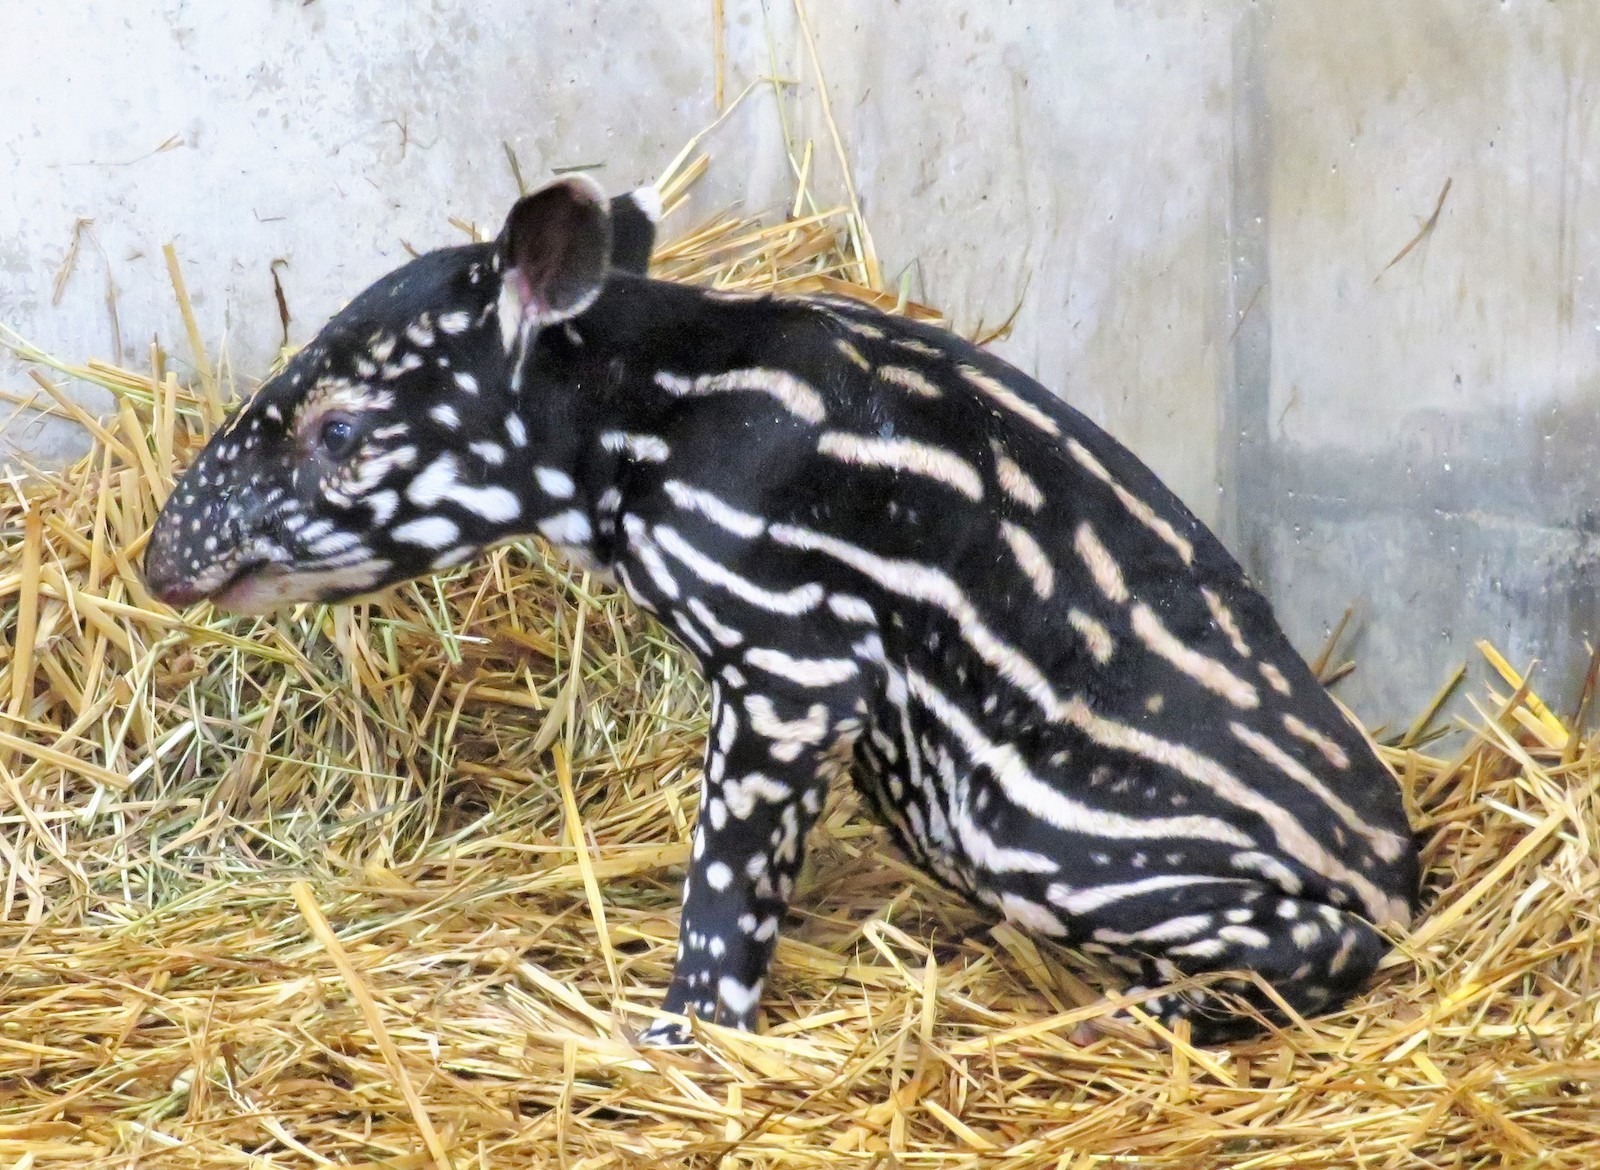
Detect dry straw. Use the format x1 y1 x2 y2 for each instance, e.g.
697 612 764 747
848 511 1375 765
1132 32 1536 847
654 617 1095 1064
1 128 1598 1170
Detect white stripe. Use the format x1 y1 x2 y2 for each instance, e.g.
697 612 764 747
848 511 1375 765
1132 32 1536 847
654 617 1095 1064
1068 608 1114 664
1093 915 1215 945
1048 874 1240 916
958 364 1060 437
817 432 983 501
834 337 871 370
1075 522 1129 604
952 802 1060 875
655 368 826 424
672 610 714 657
744 647 859 688
878 365 942 397
1000 521 1055 598
769 522 1061 710
687 597 744 646
1067 438 1194 565
622 516 680 601
1283 714 1351 769
906 670 1256 846
1231 722 1405 862
655 525 824 615
893 336 943 358
993 448 1044 511
1202 587 1251 657
663 480 766 538
1130 603 1259 708
764 520 1398 919
1063 698 1409 926
307 531 360 557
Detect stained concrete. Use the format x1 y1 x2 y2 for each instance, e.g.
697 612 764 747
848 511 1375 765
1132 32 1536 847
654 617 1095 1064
5 1 1600 722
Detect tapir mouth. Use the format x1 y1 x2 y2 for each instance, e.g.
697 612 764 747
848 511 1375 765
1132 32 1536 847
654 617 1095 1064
147 555 274 611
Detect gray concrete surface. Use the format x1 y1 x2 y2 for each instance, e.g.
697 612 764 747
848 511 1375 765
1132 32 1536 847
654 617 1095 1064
4 0 1598 724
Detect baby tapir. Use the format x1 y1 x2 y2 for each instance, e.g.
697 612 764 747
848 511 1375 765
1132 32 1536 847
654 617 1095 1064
144 174 1419 1045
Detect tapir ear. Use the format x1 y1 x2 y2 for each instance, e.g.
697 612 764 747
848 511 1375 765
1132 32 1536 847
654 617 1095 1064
608 185 662 275
498 173 613 328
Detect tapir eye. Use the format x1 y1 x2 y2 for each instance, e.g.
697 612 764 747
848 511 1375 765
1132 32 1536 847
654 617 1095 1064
318 415 360 459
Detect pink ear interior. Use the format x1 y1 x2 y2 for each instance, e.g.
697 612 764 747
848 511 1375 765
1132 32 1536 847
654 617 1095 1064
500 177 612 326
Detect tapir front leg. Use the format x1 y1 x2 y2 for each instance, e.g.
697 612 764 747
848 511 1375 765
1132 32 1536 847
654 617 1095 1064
638 678 862 1046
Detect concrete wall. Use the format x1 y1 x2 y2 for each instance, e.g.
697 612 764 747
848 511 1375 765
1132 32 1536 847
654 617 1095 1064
5 1 1598 723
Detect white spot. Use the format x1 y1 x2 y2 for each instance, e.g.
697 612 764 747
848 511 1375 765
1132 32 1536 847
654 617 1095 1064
536 467 576 498
600 430 670 463
1219 924 1272 949
429 403 461 429
505 415 528 447
438 311 472 335
407 453 521 522
828 594 877 624
704 861 733 891
392 515 460 549
721 772 793 819
716 976 762 1018
469 441 506 466
743 694 830 748
539 509 593 547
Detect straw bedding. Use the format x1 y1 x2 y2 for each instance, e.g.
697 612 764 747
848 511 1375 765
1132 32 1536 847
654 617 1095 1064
1 143 1597 1170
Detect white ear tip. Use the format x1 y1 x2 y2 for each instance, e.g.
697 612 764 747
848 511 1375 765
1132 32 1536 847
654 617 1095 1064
551 170 607 204
630 184 663 224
